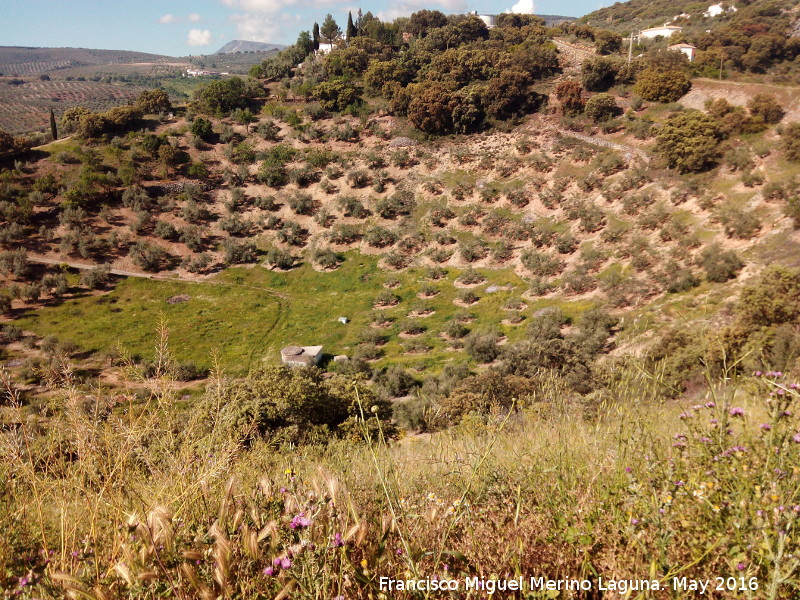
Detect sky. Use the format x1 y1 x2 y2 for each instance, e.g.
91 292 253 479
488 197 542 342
1 0 606 57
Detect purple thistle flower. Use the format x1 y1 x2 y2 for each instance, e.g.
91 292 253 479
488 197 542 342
625 467 632 473
679 412 691 419
754 371 763 377
631 518 640 525
18 577 29 587
737 563 746 571
332 532 344 548
705 401 716 408
273 557 282 567
281 557 292 569
699 436 711 443
729 407 745 417
760 423 772 431
290 514 311 529
793 432 800 444
263 567 275 576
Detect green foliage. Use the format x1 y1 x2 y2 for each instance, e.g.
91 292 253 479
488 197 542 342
747 94 785 125
700 244 743 283
594 29 622 55
313 80 361 112
190 117 213 141
199 366 393 443
136 89 171 114
581 56 620 92
656 109 725 173
128 240 169 272
781 123 800 162
584 93 621 123
633 68 691 103
195 77 251 115
320 13 342 45
737 266 800 329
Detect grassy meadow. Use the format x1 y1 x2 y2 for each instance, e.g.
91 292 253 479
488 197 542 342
1 365 798 598
12 256 594 374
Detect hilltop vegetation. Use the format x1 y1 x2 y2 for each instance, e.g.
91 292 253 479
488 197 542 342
582 0 800 82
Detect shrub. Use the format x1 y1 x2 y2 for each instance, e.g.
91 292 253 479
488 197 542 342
700 244 743 282
521 249 564 276
346 169 371 188
375 190 415 219
584 94 621 123
464 332 499 363
312 248 343 269
365 226 397 248
190 117 213 141
80 265 112 289
407 83 455 134
328 224 362 244
656 110 724 173
459 240 488 263
781 123 800 162
374 290 398 307
128 241 169 272
456 268 486 285
716 207 760 239
581 56 619 92
747 94 785 125
457 290 480 305
221 239 257 264
313 80 361 112
633 68 691 103
288 192 316 216
737 266 800 328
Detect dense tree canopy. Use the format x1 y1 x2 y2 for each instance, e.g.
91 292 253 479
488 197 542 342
656 110 725 172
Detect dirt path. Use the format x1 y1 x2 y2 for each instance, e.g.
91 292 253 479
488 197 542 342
555 131 651 163
26 255 291 299
553 38 596 69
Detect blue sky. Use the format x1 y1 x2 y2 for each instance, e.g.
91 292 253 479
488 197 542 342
2 0 605 56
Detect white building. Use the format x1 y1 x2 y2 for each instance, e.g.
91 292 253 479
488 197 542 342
638 24 683 40
317 43 336 55
704 3 737 18
669 43 698 62
466 11 498 28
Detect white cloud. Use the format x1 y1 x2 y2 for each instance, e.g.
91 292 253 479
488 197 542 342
221 0 296 13
510 0 535 13
378 0 467 21
159 13 179 24
229 12 301 42
187 29 213 46
188 13 201 22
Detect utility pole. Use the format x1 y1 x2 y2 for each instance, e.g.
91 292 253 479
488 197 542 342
628 31 634 63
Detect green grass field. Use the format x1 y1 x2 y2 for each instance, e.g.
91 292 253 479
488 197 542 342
14 255 596 374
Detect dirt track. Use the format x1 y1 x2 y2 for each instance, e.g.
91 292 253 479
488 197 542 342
681 78 800 121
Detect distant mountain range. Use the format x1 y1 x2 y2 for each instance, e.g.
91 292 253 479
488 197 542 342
215 40 287 54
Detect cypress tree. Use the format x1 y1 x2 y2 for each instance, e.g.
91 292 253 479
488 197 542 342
49 108 58 141
346 11 357 40
312 22 320 50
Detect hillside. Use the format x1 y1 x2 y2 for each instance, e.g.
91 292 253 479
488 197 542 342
216 40 287 54
2 6 800 599
0 46 175 76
